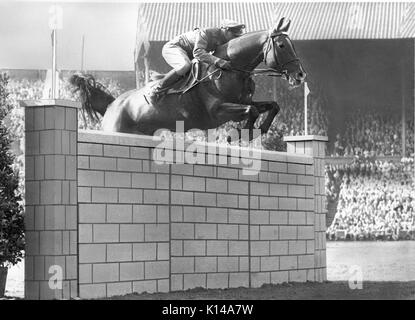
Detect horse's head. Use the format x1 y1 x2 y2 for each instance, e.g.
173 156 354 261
264 18 306 87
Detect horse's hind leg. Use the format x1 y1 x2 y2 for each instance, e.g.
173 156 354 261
252 101 280 134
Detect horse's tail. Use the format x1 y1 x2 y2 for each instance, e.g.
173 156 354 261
69 73 115 122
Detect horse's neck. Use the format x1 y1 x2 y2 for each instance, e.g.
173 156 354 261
216 30 268 71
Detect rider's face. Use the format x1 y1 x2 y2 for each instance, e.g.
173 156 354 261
223 29 242 41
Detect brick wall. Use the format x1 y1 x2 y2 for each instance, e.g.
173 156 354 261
76 130 325 298
24 100 327 299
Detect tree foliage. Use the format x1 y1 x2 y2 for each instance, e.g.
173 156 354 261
0 73 24 267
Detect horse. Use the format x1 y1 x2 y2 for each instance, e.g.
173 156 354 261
69 18 306 141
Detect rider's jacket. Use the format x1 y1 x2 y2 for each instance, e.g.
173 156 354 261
169 27 228 66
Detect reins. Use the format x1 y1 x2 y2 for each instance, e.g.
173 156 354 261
179 30 300 95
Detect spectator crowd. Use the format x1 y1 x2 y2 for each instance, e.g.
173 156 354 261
326 158 415 241
332 107 414 157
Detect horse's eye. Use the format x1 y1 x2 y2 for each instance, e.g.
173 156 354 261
277 42 285 48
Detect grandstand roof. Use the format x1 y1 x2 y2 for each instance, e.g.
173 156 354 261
140 2 415 41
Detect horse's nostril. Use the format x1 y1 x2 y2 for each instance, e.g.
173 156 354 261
297 72 306 80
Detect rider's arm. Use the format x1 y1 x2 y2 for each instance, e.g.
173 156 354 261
193 29 228 67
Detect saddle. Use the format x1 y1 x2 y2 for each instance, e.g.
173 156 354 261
153 59 205 96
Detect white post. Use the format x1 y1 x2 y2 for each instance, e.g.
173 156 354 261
48 4 63 99
304 82 310 135
51 29 57 99
81 34 85 71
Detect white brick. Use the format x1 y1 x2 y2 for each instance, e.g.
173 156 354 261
79 284 106 299
207 273 229 289
289 241 307 255
145 224 169 241
133 243 156 261
93 263 119 283
270 211 288 224
206 208 227 223
229 241 249 256
120 262 144 281
289 270 307 282
250 241 269 256
107 244 132 262
279 226 297 240
251 210 269 224
133 205 157 223
183 240 206 256
206 240 228 256
93 224 119 243
107 282 132 297
195 257 217 273
107 204 132 223
228 209 248 224
79 204 106 223
218 257 239 272
183 206 205 222
218 224 239 240
120 224 144 242
171 257 194 273
260 226 279 240
183 274 206 290
251 272 270 288
157 243 169 260
298 255 314 269
89 157 116 170
133 280 157 294
171 223 194 239
229 273 249 288
105 172 131 187
280 256 297 270
183 176 205 191
260 256 279 272
195 223 217 239
145 261 169 279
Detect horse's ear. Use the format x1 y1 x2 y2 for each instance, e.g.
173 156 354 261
274 17 291 33
281 19 291 32
274 17 285 32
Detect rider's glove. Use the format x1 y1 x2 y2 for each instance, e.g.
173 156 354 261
215 59 232 70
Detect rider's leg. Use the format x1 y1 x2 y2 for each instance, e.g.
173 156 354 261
150 44 191 101
155 69 182 92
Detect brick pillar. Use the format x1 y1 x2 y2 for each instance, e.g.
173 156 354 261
284 135 328 282
22 100 80 299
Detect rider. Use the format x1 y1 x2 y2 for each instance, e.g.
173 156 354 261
149 19 246 103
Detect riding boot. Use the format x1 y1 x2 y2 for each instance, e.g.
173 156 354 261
149 70 182 104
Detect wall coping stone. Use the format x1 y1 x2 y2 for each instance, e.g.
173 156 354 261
283 135 329 142
19 99 81 109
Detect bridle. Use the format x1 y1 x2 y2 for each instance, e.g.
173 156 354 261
262 31 300 77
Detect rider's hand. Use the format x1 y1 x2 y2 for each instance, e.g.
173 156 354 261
215 59 232 70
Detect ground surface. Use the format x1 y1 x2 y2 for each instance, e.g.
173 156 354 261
3 241 415 299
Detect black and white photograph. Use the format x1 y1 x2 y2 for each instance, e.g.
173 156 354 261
0 0 414 305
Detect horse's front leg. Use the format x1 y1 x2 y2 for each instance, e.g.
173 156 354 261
214 102 259 141
252 101 280 134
